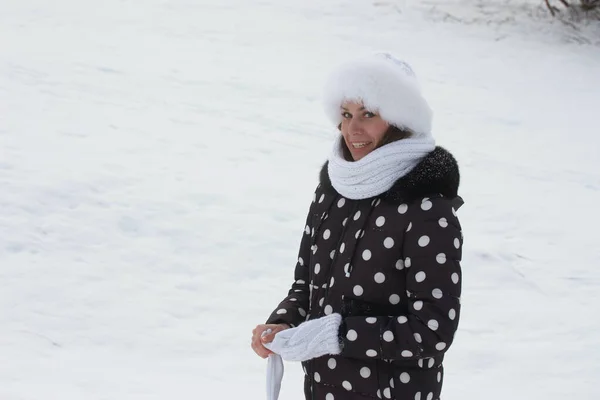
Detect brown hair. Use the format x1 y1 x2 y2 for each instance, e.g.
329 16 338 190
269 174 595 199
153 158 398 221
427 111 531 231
339 124 412 161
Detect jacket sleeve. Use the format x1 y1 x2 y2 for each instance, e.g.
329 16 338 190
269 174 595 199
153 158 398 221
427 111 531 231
265 193 317 328
339 197 463 360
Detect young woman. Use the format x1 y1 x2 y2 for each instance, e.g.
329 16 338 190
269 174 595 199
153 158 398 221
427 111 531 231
251 53 463 400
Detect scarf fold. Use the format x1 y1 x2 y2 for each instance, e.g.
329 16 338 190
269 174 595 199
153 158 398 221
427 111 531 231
327 136 436 200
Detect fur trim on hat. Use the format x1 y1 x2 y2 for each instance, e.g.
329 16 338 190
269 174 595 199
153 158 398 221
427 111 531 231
323 53 433 137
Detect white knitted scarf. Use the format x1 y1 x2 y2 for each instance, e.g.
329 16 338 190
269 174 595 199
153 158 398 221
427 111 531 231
327 136 436 200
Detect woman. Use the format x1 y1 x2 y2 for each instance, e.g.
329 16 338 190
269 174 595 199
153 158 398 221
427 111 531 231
251 53 463 400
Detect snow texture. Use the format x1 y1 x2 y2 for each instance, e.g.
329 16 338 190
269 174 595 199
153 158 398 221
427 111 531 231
1 0 599 399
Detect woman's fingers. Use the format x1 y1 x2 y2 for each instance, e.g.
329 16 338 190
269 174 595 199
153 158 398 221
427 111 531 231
251 324 274 358
260 324 288 344
251 324 290 358
252 337 273 358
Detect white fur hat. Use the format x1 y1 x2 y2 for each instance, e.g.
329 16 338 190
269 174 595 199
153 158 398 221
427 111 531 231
323 53 433 137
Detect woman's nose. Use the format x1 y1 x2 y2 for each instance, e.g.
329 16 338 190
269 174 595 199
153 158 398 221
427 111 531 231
348 118 363 135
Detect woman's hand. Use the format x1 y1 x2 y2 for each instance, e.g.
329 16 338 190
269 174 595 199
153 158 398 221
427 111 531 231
251 323 290 358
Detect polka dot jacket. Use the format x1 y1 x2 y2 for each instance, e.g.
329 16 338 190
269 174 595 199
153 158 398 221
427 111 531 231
266 147 463 400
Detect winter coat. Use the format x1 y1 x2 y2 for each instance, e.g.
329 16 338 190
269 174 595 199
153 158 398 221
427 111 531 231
266 147 463 400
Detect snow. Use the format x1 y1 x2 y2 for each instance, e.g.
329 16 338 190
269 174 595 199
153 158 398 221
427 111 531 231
1 0 599 399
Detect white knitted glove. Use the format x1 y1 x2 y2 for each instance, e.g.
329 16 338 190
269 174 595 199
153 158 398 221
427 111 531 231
264 313 343 362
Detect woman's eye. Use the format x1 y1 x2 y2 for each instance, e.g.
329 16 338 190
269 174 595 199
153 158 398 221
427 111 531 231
341 112 352 119
364 111 376 118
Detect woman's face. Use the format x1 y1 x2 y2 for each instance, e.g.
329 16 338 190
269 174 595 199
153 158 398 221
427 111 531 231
340 101 389 161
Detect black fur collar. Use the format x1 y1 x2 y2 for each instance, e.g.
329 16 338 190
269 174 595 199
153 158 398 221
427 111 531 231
319 146 461 205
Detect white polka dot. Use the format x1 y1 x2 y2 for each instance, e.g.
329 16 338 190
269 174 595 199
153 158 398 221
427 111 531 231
330 277 335 287
362 250 372 261
384 237 395 248
373 198 381 207
314 263 320 274
390 378 395 389
305 225 310 235
452 207 457 216
319 194 325 203
437 371 442 382
298 257 304 266
328 358 337 369
449 309 456 320
454 238 460 249
400 372 411 383
401 350 413 357
418 236 430 247
298 308 306 317
353 285 363 296
312 245 318 254
415 271 426 283
452 273 460 284
413 301 423 311
341 262 350 274
296 279 305 284
323 229 331 240
432 288 443 299
383 331 394 342
289 298 297 301
383 388 391 398
418 359 424 368
421 199 432 211
276 309 287 315
415 392 422 400
414 332 422 343
366 349 378 357
311 227 315 237
326 394 334 400
319 298 325 307
346 330 358 341
427 392 433 400
342 381 352 391
355 229 363 239
340 242 345 253
428 319 439 331
324 305 333 315
353 211 361 220
397 316 408 324
377 390 382 399
374 272 386 284
406 222 413 232
366 317 377 324
436 342 447 351
398 204 408 214
376 216 386 227
337 198 346 208
343 218 348 227
428 358 435 368
314 372 321 382
389 294 400 305
396 259 404 270
405 257 412 268
439 218 448 228
436 253 446 264
360 367 371 378
330 250 336 259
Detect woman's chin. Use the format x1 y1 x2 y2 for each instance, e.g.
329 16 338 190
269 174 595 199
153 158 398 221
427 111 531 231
350 146 374 161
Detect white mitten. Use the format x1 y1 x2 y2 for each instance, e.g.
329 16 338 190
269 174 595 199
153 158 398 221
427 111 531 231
264 313 343 362
262 329 284 400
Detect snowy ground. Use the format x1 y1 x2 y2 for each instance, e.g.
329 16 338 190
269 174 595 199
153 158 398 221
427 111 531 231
1 0 599 399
